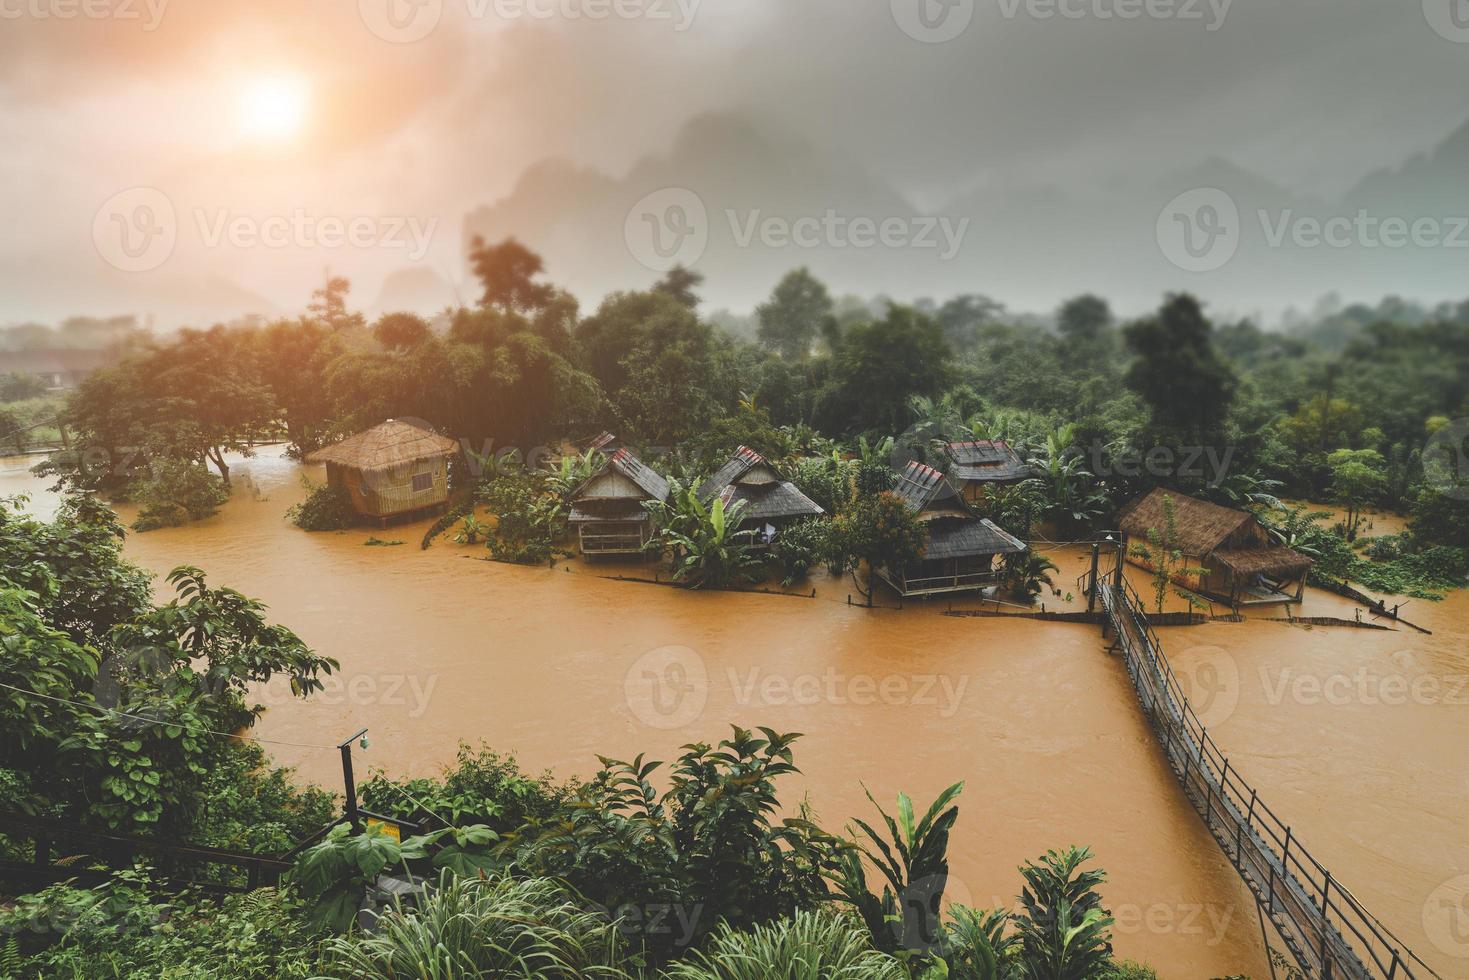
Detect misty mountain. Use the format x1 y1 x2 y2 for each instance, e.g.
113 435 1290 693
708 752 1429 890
462 112 1469 321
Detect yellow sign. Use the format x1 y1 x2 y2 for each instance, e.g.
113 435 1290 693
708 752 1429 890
366 818 401 842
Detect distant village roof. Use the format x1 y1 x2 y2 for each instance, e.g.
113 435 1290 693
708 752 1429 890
946 440 1030 483
699 446 824 523
307 419 458 472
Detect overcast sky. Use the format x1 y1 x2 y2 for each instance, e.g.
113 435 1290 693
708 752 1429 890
3 0 1467 326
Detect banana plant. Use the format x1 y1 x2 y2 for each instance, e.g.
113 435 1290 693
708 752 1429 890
652 490 764 589
826 782 965 956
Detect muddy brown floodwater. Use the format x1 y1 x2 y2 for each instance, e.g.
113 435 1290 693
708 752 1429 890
5 447 1468 977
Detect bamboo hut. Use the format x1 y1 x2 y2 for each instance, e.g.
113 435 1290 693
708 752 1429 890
878 460 1027 597
1117 488 1312 608
945 440 1030 506
697 446 824 546
567 448 669 556
308 419 459 525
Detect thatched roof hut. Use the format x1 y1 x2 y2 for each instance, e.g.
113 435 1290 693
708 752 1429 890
697 446 823 544
308 419 458 522
1117 488 1312 607
880 461 1026 597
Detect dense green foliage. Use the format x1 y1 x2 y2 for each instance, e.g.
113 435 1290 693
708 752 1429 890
0 498 336 835
286 480 357 531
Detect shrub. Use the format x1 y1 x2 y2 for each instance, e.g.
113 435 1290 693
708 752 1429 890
287 481 357 531
359 742 566 832
514 727 829 961
130 459 231 531
1016 846 1114 980
0 371 48 402
663 910 906 980
792 455 854 515
10 881 332 980
647 486 764 589
324 872 634 979
479 470 564 564
771 518 828 585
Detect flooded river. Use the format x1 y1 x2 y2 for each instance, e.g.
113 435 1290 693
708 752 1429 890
5 447 1467 977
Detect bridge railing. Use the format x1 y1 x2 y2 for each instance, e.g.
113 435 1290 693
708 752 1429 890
1101 570 1433 979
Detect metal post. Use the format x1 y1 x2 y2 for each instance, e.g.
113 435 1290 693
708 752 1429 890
338 728 369 831
1320 871 1334 975
1087 543 1100 613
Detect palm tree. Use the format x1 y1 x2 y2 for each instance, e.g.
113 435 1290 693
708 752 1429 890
1209 470 1284 512
1021 425 1106 529
1005 552 1058 603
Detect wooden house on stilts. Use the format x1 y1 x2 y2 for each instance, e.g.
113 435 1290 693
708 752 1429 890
1117 488 1312 608
945 440 1030 506
307 419 459 525
879 461 1028 597
697 446 824 546
567 447 670 556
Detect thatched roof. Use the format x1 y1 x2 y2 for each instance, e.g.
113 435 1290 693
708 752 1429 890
946 440 1030 483
1213 546 1313 576
1117 488 1255 555
308 419 458 472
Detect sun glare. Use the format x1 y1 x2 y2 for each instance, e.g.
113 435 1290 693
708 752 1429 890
238 75 310 142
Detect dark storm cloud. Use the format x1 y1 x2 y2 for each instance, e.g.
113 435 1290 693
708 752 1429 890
3 0 1468 322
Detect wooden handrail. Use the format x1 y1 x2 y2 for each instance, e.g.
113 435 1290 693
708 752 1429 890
1094 553 1438 980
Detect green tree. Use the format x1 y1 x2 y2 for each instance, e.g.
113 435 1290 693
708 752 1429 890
308 275 367 331
654 264 705 309
1056 294 1114 369
829 491 926 605
819 305 954 435
373 311 432 351
1327 448 1387 536
575 290 726 445
467 236 556 313
1123 294 1236 445
757 268 834 359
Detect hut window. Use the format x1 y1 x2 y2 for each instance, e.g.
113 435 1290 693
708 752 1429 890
411 472 433 492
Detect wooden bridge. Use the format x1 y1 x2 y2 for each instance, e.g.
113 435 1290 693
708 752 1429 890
1092 558 1437 979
